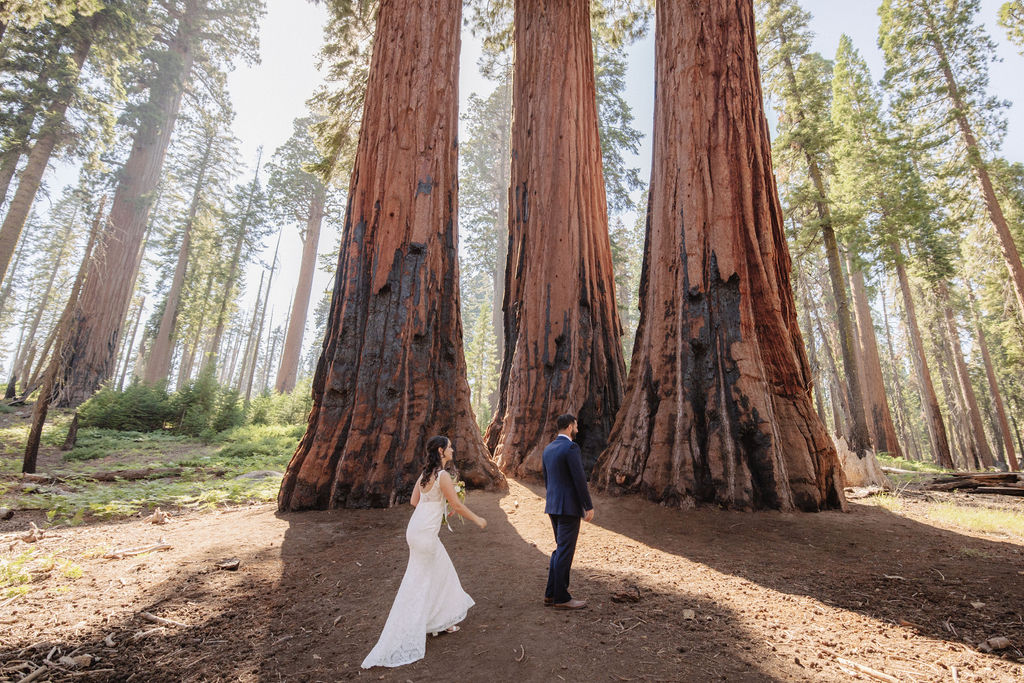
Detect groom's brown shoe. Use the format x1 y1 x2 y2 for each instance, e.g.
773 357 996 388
552 599 587 610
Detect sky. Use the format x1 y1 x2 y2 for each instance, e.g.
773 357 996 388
227 0 1024 338
17 0 1024 376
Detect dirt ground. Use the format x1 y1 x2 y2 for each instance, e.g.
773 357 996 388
1 479 1023 682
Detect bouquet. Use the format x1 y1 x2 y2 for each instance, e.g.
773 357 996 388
441 476 467 532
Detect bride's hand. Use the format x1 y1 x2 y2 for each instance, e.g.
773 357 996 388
477 517 487 530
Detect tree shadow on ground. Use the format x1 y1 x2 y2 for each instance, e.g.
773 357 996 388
515 480 1024 674
257 491 796 682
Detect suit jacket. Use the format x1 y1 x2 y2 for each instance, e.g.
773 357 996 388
542 435 593 517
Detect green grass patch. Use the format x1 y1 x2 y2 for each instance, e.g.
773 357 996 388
0 550 34 596
876 454 948 473
867 493 1024 538
1 423 304 524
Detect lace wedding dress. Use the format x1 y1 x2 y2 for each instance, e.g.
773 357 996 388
361 472 475 669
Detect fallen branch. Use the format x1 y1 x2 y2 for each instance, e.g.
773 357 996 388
105 540 171 559
835 657 898 683
139 611 187 628
18 665 49 683
132 627 166 641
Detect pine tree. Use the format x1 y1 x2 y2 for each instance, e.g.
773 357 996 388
1001 1 1024 53
268 116 334 394
756 0 872 456
880 0 1024 326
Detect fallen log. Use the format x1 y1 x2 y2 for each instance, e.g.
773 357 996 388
972 486 1024 497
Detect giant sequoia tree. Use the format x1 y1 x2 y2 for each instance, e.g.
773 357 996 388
278 0 504 511
484 0 627 477
594 0 844 512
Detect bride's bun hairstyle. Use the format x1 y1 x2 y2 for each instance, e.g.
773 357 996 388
421 435 449 487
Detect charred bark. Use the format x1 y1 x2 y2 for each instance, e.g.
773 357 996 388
593 0 844 511
484 0 626 477
278 0 504 511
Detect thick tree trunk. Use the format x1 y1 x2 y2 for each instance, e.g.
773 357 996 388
937 281 995 469
594 0 844 511
278 0 504 511
0 30 92 286
53 13 195 407
144 134 213 385
966 288 1018 470
484 0 626 477
893 251 954 468
848 264 902 457
275 186 325 394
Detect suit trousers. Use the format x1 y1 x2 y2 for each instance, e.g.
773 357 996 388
545 514 581 604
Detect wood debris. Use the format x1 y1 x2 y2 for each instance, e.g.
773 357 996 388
924 472 1024 496
144 508 170 524
20 522 44 543
835 656 898 683
104 539 172 559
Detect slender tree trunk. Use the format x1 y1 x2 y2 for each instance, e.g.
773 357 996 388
245 232 280 402
53 8 196 407
965 288 1018 470
893 250 954 468
0 29 93 286
118 296 144 390
13 224 70 376
274 185 325 393
203 152 261 376
488 80 512 413
278 0 504 511
938 281 995 469
22 194 103 473
144 134 213 384
798 279 828 427
0 148 22 209
0 220 28 317
775 23 871 456
594 0 843 511
919 3 1024 324
235 272 263 393
848 263 902 457
485 0 627 476
813 298 851 430
881 283 921 461
933 320 972 470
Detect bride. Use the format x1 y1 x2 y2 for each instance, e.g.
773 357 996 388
361 435 488 669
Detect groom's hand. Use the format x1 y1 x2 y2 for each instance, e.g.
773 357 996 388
583 508 594 523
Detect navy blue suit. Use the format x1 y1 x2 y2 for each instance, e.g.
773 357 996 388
542 435 593 604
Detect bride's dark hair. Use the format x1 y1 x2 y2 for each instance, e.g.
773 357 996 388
421 436 449 488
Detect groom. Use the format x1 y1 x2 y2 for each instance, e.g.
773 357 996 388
542 413 594 610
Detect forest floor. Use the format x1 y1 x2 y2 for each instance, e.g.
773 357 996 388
1 411 1023 682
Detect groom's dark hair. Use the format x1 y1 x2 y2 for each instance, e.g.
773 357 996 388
556 413 577 430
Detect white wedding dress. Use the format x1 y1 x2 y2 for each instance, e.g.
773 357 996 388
361 472 475 669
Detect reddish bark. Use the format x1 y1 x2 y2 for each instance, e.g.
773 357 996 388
593 0 844 511
484 0 627 477
278 0 504 511
966 287 1018 470
848 265 903 458
144 131 214 385
0 27 92 286
938 282 995 469
893 250 954 469
275 185 325 394
53 8 196 406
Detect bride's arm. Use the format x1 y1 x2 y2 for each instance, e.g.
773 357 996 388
438 471 487 529
411 475 422 507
